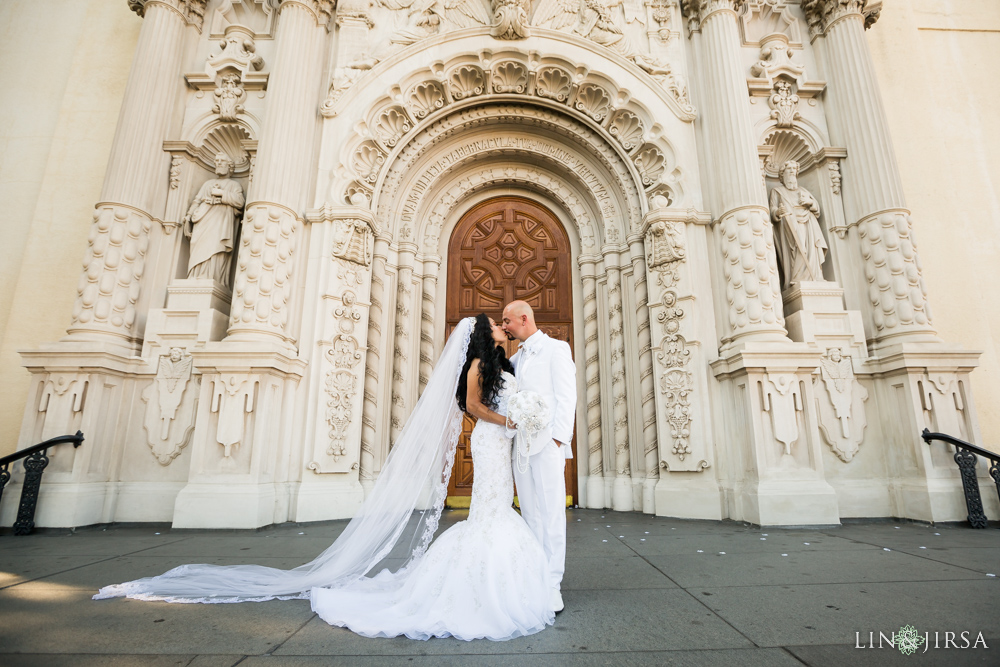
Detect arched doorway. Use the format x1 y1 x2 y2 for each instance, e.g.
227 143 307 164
445 196 577 506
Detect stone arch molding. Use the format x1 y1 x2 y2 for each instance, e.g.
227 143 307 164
317 44 699 239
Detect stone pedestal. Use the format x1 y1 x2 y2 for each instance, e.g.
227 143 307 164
142 279 232 357
782 281 867 359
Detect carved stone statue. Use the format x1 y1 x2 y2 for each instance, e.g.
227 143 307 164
816 348 869 462
769 160 828 289
183 153 245 286
213 73 245 121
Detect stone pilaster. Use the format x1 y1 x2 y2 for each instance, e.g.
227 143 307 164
389 243 418 448
360 235 391 495
418 256 442 395
226 0 331 345
682 0 786 347
579 258 605 509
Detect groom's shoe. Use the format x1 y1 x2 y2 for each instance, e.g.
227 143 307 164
550 588 564 614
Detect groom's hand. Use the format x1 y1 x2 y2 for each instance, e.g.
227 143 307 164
554 439 564 448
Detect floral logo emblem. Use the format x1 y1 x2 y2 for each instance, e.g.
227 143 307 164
896 625 926 655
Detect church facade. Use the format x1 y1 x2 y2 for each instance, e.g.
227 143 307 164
3 0 996 529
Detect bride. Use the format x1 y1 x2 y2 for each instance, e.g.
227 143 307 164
95 314 555 641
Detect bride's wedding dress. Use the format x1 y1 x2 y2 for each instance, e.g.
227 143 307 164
311 372 555 641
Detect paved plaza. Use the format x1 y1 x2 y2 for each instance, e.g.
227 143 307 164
1 509 997 666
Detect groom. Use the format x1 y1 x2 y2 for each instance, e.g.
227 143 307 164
502 300 577 614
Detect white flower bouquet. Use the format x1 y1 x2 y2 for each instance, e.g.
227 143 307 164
507 391 550 474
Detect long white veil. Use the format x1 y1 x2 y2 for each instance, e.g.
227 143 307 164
94 317 475 603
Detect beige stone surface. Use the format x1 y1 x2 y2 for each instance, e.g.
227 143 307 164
867 0 1000 447
0 1 140 455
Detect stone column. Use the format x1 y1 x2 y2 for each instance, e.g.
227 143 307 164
627 235 659 514
418 256 442 395
226 0 332 345
685 0 839 525
389 243 418 448
682 0 786 348
805 0 982 523
579 258 605 509
66 0 208 347
360 235 391 494
604 248 633 512
804 0 934 346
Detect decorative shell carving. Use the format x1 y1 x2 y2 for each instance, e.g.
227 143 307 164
608 110 644 150
634 145 666 186
491 61 528 94
574 84 612 122
200 124 252 173
374 107 411 148
353 140 386 184
763 129 812 177
535 67 573 102
406 81 446 119
448 65 485 100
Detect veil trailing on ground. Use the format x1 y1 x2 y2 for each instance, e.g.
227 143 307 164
94 317 476 603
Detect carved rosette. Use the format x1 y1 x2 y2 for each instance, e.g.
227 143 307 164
128 0 209 30
802 0 881 38
68 207 152 339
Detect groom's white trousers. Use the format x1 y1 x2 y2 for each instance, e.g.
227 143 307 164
513 441 567 590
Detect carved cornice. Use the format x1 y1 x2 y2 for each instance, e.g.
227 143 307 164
802 0 881 38
279 0 335 31
681 0 746 32
128 0 209 30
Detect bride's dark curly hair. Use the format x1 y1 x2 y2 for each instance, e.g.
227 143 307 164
456 313 514 412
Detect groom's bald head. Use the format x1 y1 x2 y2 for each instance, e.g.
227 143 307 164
502 300 537 342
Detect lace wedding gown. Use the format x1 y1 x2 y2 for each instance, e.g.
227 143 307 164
311 372 555 641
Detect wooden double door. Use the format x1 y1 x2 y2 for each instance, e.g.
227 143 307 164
445 196 577 506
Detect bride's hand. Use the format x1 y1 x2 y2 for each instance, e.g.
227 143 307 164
506 416 518 430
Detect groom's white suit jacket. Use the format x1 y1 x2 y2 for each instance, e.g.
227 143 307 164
510 331 577 459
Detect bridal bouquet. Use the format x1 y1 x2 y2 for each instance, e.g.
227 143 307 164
507 391 550 474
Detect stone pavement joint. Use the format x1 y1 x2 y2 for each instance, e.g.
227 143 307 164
1 509 997 666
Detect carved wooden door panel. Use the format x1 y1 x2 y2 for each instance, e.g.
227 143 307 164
446 197 576 506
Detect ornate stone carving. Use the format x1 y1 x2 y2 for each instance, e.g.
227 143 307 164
763 373 802 462
802 0 881 38
535 67 573 102
213 74 246 121
655 268 693 461
769 160 827 288
406 81 446 118
324 369 357 460
718 207 784 334
815 348 868 462
169 155 183 190
681 0 746 33
332 218 374 266
827 160 842 195
448 65 486 100
491 0 530 38
492 61 529 94
580 273 604 479
739 0 802 46
648 0 677 42
211 374 257 459
768 80 800 128
208 24 265 77
857 211 933 333
183 153 245 286
606 263 632 510
645 218 687 269
69 206 151 335
634 145 666 186
353 140 387 184
608 110 645 150
574 84 612 122
141 348 196 465
129 0 209 30
229 204 297 336
749 33 804 83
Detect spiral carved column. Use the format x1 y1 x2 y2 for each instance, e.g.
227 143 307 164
605 250 633 512
359 236 390 493
580 260 605 509
629 237 658 513
418 256 441 396
389 244 417 448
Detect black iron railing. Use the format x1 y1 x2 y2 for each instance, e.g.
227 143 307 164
0 432 84 535
921 429 1000 529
